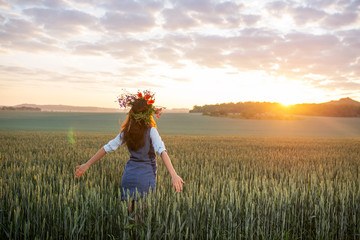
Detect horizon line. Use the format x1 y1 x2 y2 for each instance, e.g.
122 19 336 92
1 97 359 109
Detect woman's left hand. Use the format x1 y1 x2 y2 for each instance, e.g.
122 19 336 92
171 175 185 192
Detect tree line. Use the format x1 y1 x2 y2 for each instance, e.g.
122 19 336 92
0 106 41 111
190 98 360 119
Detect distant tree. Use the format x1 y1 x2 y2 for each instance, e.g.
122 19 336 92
1 106 41 111
191 98 360 119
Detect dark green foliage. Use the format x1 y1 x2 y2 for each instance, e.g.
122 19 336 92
191 98 360 118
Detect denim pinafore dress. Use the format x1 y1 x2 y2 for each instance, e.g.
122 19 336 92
121 127 157 200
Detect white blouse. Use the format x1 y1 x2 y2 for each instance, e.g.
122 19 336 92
103 127 166 155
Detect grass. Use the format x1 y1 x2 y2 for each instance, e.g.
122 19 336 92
0 111 360 136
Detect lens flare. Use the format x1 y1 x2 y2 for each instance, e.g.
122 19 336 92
67 128 75 147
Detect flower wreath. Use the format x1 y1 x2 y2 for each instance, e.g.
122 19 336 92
117 89 165 126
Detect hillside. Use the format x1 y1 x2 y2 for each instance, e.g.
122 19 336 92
13 104 120 112
327 97 360 105
0 104 189 113
289 98 360 117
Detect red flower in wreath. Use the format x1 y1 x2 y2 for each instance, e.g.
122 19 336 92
145 94 151 100
147 99 155 105
137 92 143 98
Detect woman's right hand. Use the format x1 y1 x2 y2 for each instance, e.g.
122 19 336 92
75 163 90 178
172 175 185 192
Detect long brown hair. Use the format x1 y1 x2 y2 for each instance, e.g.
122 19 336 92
121 98 152 151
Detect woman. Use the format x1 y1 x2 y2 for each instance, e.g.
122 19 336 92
74 90 184 201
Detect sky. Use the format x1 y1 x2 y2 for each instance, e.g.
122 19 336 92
0 0 359 109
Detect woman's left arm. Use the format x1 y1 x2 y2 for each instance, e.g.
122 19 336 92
150 127 185 192
160 150 185 192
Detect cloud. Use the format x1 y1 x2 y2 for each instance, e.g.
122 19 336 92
4 40 60 53
72 0 98 5
150 46 181 63
23 7 98 37
185 46 226 68
100 11 156 33
106 38 153 61
280 32 339 53
0 64 161 89
154 27 359 94
0 65 35 75
311 78 360 91
269 32 357 77
170 0 213 12
161 8 197 30
242 14 261 26
230 28 280 49
266 1 290 15
162 0 248 30
70 42 108 56
0 0 10 9
303 0 345 8
100 0 163 13
159 28 280 69
69 37 155 68
10 0 68 8
338 29 360 48
267 1 358 28
1 18 39 39
0 17 60 52
346 0 360 10
323 11 358 27
215 1 244 14
1 0 360 102
288 7 326 25
98 1 164 32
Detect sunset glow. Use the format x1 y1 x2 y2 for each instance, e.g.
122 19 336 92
0 0 359 109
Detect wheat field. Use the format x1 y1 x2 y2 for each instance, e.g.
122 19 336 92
1 131 359 239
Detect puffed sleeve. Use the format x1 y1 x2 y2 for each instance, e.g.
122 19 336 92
150 127 166 155
103 132 123 153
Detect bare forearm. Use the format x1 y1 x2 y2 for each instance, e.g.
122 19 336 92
161 151 184 192
86 147 107 166
161 151 177 177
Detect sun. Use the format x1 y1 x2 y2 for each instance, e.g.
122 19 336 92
252 81 304 106
275 94 303 106
277 98 299 106
280 102 292 107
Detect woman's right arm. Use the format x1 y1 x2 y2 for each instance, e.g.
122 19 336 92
74 132 123 178
75 147 107 177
